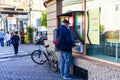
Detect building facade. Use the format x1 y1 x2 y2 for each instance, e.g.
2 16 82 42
44 0 120 80
30 0 46 28
0 0 29 32
0 0 46 33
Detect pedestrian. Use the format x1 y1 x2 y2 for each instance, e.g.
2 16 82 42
4 31 11 46
57 19 75 79
11 31 20 55
0 29 5 47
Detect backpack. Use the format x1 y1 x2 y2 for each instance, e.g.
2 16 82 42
53 27 62 51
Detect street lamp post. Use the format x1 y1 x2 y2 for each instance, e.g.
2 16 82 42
82 0 86 55
29 0 33 25
0 14 2 22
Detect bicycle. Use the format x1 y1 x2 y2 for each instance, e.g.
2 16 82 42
31 38 58 72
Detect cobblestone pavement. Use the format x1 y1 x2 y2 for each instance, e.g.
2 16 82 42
0 56 64 80
0 44 80 80
0 44 39 60
19 44 39 54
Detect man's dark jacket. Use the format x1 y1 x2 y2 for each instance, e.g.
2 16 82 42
56 25 74 52
11 35 20 44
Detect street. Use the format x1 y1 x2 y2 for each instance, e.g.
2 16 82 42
0 44 38 61
0 44 81 80
0 56 63 80
0 44 63 80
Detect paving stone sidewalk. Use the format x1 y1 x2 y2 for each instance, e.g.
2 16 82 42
0 44 81 80
0 56 64 80
19 44 39 54
0 44 39 59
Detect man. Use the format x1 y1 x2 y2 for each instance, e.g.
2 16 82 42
58 19 75 79
0 29 5 47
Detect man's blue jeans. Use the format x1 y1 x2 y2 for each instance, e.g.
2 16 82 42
60 51 72 77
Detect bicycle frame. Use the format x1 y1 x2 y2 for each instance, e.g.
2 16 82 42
39 45 49 61
31 38 58 72
39 45 47 54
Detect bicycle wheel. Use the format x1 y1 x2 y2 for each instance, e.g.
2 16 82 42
31 50 46 65
48 50 58 72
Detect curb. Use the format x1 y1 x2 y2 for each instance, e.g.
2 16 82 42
0 53 31 59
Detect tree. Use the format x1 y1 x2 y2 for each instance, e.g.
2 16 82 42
27 25 34 43
100 24 105 33
41 11 47 28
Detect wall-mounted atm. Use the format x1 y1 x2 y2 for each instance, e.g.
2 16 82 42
57 11 85 53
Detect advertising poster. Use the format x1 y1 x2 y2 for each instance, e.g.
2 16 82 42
86 8 100 44
7 17 16 32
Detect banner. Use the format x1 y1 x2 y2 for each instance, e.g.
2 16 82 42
86 8 100 44
7 17 16 32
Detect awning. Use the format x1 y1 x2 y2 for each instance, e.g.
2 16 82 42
0 10 29 15
57 11 85 16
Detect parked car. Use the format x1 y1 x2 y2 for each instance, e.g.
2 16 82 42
35 31 47 42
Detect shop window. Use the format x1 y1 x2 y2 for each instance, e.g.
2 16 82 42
86 6 120 63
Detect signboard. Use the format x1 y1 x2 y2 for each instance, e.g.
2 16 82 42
86 8 100 44
7 17 16 32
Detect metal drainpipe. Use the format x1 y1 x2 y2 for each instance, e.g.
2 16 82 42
82 0 86 55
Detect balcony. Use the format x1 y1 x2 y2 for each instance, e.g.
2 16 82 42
0 0 29 12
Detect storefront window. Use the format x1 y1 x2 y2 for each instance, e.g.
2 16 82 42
86 1 120 63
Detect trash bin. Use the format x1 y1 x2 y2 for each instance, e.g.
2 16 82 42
24 34 29 44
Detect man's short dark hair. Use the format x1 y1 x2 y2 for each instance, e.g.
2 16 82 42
62 19 69 24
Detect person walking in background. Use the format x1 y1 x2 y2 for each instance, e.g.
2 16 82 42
0 29 5 47
11 31 20 55
56 19 75 79
4 31 11 46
